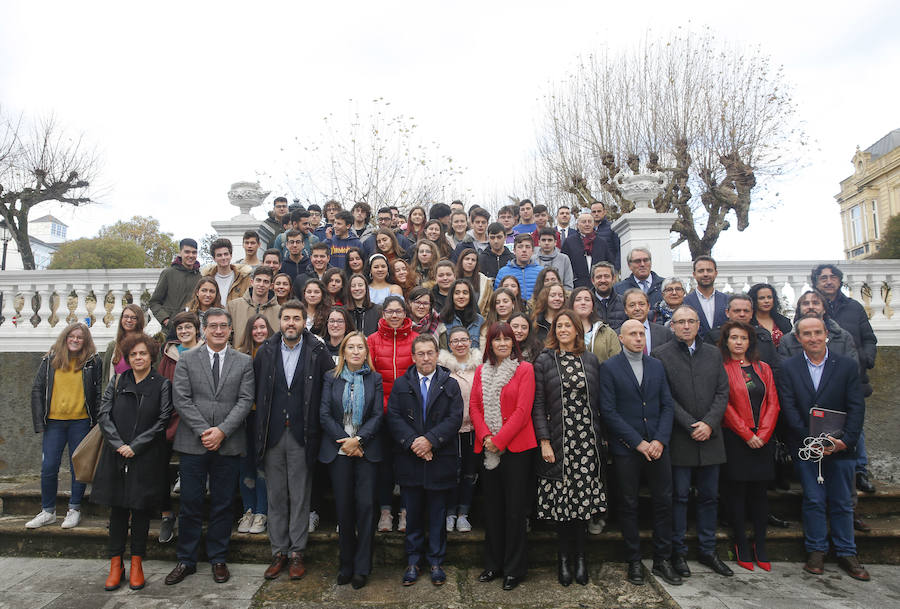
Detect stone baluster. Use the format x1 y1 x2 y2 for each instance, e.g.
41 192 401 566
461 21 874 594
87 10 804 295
35 285 55 328
867 274 887 321
72 284 91 327
19 287 37 327
106 284 126 328
0 284 18 328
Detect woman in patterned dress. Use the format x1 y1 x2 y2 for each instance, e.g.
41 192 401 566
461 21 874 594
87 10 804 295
532 309 607 587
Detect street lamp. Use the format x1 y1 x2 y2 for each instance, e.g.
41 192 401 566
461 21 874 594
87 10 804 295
0 221 10 271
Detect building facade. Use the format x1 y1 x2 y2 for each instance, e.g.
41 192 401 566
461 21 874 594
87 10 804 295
836 129 900 260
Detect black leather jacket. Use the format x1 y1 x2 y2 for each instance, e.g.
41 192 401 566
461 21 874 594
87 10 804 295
30 353 103 433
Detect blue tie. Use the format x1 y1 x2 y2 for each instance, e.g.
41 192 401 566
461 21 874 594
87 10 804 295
420 376 429 419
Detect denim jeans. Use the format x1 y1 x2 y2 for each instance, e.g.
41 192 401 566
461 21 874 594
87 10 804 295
239 412 267 515
672 464 720 556
795 457 856 556
41 418 91 511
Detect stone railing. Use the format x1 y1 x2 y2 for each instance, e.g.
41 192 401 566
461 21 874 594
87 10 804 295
0 260 898 350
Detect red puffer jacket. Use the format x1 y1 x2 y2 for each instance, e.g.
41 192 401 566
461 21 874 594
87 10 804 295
367 317 418 411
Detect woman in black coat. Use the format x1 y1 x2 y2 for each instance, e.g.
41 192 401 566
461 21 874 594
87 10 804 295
532 310 607 587
348 273 384 337
92 333 172 592
318 332 384 590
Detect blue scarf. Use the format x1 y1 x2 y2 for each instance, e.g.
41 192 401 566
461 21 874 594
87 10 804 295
340 364 369 428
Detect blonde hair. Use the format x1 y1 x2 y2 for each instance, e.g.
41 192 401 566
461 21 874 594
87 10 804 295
333 332 373 376
50 322 97 370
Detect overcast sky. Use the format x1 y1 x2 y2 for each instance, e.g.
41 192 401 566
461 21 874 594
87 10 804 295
1 0 898 262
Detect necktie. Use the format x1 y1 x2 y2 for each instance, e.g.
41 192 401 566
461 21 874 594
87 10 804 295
420 376 429 419
641 280 649 293
212 352 220 389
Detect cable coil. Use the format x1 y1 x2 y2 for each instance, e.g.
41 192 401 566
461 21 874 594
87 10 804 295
797 434 836 484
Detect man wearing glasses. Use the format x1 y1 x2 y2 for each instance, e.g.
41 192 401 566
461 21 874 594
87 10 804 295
362 207 412 257
614 247 664 308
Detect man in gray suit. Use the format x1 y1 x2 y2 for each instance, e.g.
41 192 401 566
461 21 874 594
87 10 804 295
165 308 254 586
651 305 731 578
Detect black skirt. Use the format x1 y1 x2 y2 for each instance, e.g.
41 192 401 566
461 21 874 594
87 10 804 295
722 428 775 482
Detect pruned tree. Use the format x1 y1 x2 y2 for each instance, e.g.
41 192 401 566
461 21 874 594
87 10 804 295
263 98 467 213
0 110 99 269
97 216 178 268
531 29 806 257
49 237 144 269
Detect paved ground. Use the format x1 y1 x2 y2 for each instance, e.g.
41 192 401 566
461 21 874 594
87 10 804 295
655 559 900 609
4 557 900 609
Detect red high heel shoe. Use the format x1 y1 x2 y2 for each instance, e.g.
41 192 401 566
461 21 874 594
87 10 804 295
753 543 771 572
734 544 754 571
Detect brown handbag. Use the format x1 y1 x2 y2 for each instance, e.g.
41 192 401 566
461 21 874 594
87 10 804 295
72 423 103 483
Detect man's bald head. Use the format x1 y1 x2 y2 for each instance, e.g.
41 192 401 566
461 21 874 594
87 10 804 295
619 319 646 354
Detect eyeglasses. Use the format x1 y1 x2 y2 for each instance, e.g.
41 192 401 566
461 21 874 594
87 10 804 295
411 300 431 307
206 323 231 330
121 314 139 321
327 319 345 325
383 309 405 317
663 286 685 294
449 338 470 345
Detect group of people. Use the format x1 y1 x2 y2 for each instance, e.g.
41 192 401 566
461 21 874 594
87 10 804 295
27 196 878 593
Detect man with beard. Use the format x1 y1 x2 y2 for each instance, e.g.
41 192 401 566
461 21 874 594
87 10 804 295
683 256 727 339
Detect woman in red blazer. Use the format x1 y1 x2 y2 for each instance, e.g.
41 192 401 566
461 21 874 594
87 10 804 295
718 320 780 572
470 322 537 591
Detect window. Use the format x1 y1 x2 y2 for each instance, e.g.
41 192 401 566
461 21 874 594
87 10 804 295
849 205 863 246
50 223 66 239
872 200 879 240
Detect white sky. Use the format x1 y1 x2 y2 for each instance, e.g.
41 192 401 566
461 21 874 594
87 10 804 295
1 0 898 262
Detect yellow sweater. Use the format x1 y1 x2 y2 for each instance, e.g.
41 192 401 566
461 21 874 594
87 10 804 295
49 364 87 420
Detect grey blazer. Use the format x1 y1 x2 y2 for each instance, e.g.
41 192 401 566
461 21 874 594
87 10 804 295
172 344 254 456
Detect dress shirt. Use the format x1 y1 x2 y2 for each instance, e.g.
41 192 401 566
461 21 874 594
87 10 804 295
695 289 717 329
281 337 303 386
803 348 829 391
206 345 226 376
643 320 652 353
417 370 435 400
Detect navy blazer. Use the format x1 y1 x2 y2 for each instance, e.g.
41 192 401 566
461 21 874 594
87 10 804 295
614 272 664 309
682 290 728 338
598 351 675 456
777 351 865 459
386 364 463 490
318 368 384 464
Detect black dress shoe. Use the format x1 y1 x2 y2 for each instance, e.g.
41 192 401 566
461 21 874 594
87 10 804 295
574 554 588 585
164 562 196 585
337 572 352 585
212 562 230 583
698 552 734 577
652 560 683 585
351 574 367 589
768 514 791 528
627 561 644 586
856 472 876 494
672 554 691 578
502 575 521 590
557 553 572 586
478 569 501 583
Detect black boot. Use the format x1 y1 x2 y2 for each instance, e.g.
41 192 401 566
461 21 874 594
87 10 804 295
574 554 588 585
557 553 572 586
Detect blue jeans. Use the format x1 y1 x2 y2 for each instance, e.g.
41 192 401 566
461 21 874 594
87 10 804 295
795 457 856 556
239 412 267 515
176 451 240 567
672 464 720 556
41 418 91 511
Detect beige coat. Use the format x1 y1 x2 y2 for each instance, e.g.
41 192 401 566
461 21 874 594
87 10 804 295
201 263 252 303
437 348 481 433
226 291 281 351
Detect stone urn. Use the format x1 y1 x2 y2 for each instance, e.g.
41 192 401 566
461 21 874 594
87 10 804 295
226 182 271 221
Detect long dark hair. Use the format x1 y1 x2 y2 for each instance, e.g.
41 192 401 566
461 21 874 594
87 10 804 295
348 272 373 309
239 313 274 356
113 304 146 364
718 320 759 363
748 282 782 315
440 279 477 326
497 275 527 312
322 267 349 305
483 322 523 365
507 311 542 361
301 278 333 334
455 247 482 280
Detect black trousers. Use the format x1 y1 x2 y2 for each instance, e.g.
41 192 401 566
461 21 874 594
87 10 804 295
108 506 151 558
613 451 673 562
329 457 378 576
724 479 769 558
481 448 534 578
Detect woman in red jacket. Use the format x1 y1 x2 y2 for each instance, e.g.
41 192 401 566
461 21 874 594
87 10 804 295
470 322 537 591
718 320 780 572
367 295 418 533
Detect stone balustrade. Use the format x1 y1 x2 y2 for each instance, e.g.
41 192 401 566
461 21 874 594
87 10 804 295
0 260 898 351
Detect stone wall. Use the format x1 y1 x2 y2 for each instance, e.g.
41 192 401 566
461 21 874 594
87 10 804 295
0 353 45 478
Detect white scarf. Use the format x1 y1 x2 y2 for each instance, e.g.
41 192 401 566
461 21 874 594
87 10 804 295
479 357 519 470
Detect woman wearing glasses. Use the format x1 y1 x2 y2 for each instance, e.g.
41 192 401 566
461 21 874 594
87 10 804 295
407 286 441 336
652 278 687 326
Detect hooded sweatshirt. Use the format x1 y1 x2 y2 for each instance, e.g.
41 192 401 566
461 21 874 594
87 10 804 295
531 247 574 290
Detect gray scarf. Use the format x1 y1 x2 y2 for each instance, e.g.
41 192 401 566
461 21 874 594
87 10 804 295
480 357 519 470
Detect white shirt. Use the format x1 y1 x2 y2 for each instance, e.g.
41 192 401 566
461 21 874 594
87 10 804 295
214 270 235 301
695 289 717 328
417 370 436 402
206 344 226 376
643 320 652 353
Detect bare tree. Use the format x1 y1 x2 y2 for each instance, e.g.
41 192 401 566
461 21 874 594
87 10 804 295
0 110 99 269
532 29 806 257
264 98 467 213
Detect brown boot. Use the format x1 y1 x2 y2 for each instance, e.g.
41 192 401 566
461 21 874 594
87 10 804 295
129 556 145 590
104 556 125 591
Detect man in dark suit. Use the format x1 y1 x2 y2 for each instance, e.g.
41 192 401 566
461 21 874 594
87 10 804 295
561 211 613 288
682 256 728 339
387 335 463 587
167 308 254 586
652 305 732 578
591 262 627 331
620 288 673 353
705 294 781 376
598 319 680 587
779 317 869 581
614 247 664 309
253 300 334 581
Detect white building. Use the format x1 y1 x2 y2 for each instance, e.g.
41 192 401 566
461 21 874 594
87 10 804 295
0 218 63 271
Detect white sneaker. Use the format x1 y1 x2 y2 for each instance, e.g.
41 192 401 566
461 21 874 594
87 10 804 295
446 514 457 532
249 513 267 534
172 476 180 494
26 510 56 529
237 509 254 533
377 510 393 532
60 509 81 529
308 511 320 533
397 509 407 533
456 514 472 532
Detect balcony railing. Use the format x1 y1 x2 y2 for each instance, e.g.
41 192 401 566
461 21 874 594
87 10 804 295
0 261 897 351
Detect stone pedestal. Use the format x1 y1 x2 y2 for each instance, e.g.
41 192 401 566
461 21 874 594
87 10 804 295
211 182 271 261
611 209 679 278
